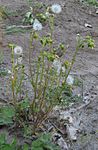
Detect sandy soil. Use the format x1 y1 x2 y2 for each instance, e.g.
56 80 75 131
0 0 98 149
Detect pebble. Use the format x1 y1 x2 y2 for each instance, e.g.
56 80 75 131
85 23 92 28
57 137 69 150
66 125 78 141
96 10 98 14
90 130 96 135
52 133 68 150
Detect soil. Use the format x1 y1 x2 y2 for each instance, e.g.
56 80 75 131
0 0 98 149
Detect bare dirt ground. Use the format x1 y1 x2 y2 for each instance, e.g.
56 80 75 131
0 0 98 149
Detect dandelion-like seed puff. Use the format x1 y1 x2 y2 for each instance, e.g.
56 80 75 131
14 46 23 55
53 59 62 75
66 75 74 85
51 4 62 14
33 19 42 31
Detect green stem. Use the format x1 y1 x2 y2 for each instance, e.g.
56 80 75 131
16 65 24 98
37 54 45 102
64 43 80 84
31 59 40 112
40 54 44 83
29 31 35 88
11 46 16 106
34 60 40 99
49 16 54 51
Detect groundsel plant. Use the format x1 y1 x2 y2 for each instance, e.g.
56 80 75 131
9 4 95 134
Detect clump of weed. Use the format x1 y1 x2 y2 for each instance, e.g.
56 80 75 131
0 3 95 149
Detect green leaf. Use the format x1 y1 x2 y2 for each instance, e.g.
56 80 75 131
25 12 32 18
18 99 30 110
10 138 17 149
23 144 29 150
0 106 15 125
0 133 6 145
32 139 42 148
40 38 47 47
2 144 13 150
0 68 8 77
8 43 15 48
31 134 60 150
0 132 17 150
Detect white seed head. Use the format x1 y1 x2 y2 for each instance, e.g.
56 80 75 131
51 4 62 14
33 19 42 31
15 57 23 65
62 66 65 73
14 46 23 55
53 59 62 74
66 75 74 85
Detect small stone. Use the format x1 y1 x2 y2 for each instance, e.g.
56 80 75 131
85 23 92 28
89 10 92 15
57 137 68 150
52 133 68 150
96 10 98 14
53 133 61 141
68 116 73 124
84 99 90 105
91 92 97 95
83 95 89 101
90 130 96 135
91 95 94 99
60 111 73 123
84 93 89 96
66 125 78 141
96 85 98 90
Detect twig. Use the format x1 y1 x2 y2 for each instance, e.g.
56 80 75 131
76 101 91 111
71 101 91 114
0 98 8 103
0 98 14 105
49 121 64 135
5 25 32 29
